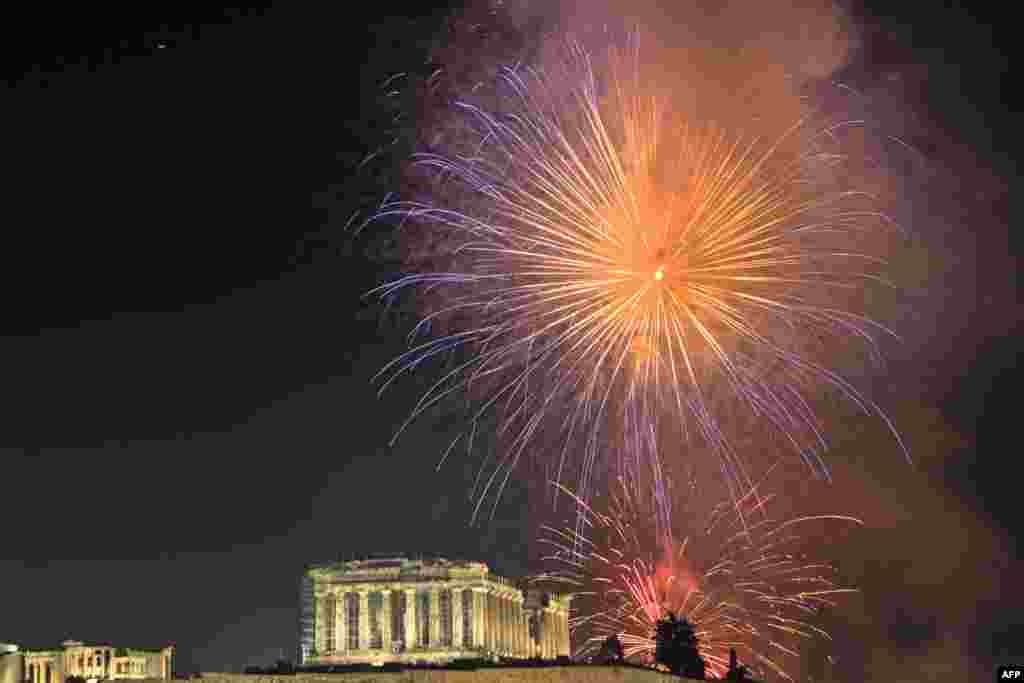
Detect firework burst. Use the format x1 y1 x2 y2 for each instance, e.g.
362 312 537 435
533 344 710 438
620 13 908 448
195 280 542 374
533 475 861 681
367 33 904 522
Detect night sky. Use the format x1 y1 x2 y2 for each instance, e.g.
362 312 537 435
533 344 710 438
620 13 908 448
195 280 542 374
1 2 1016 681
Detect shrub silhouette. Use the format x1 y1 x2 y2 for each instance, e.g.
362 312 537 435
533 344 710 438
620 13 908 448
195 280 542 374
726 647 753 681
654 611 706 679
597 634 624 664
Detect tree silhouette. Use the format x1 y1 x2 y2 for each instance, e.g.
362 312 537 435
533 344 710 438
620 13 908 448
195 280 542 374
726 647 752 681
654 611 706 679
597 634 624 664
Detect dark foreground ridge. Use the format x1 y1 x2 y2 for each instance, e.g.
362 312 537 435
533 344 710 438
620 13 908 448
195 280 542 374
188 664 699 682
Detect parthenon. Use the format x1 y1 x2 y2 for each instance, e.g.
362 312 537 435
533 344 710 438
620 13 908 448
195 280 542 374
298 557 571 666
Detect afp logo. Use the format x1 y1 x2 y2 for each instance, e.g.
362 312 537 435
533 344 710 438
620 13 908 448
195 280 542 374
998 666 1024 680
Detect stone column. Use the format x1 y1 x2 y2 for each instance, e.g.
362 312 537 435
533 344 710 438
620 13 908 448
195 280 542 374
568 609 573 657
517 598 524 656
512 595 519 655
549 610 557 659
499 593 505 653
525 605 532 657
565 610 571 656
536 611 544 659
477 589 485 651
537 610 545 659
497 593 504 654
556 608 564 657
550 610 557 658
557 610 565 655
497 591 504 652
557 610 565 659
493 592 500 653
349 593 360 651
558 611 564 658
514 597 523 657
491 589 499 655
517 598 525 657
316 596 327 655
499 589 507 655
548 610 557 659
429 587 441 647
526 612 533 658
452 587 464 649
404 588 417 651
502 593 510 654
329 595 337 653
542 610 551 659
358 590 370 651
545 608 552 658
381 589 392 652
523 603 530 658
472 587 486 650
486 591 494 652
337 591 348 652
313 597 321 655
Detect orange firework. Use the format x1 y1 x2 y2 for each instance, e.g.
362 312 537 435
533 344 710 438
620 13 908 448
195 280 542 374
369 32 905 522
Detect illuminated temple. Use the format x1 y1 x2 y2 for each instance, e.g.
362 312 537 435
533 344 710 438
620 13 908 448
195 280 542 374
15 641 173 683
297 557 571 666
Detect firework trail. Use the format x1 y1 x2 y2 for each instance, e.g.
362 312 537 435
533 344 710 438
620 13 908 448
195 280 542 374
533 473 861 681
367 31 905 523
